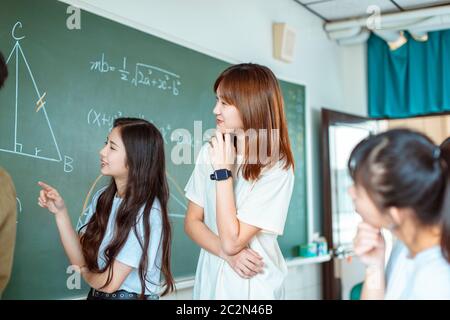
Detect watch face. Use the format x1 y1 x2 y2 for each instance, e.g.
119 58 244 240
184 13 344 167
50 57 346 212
216 169 228 180
215 169 230 180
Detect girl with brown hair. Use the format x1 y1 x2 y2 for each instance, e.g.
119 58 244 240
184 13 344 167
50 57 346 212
184 63 295 299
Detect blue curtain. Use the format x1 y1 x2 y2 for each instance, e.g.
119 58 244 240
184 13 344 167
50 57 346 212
368 30 450 118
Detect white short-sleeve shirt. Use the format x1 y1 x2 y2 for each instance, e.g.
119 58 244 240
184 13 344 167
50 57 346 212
185 143 295 300
76 187 163 295
385 241 450 299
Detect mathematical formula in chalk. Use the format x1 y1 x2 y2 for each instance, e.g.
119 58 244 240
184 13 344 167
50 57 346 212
89 53 182 96
87 108 175 146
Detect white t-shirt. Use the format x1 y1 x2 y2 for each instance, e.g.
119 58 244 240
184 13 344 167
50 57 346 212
184 144 295 300
76 187 163 295
385 241 450 299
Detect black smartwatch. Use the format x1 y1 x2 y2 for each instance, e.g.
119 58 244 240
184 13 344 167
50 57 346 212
210 169 232 181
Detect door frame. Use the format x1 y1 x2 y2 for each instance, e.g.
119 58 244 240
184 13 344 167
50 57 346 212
321 108 374 300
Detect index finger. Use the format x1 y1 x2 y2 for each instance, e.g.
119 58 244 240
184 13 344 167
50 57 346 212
38 181 54 191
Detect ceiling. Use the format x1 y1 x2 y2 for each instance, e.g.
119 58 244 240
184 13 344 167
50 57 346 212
294 0 450 22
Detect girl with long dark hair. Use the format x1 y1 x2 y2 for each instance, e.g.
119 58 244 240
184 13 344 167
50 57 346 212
38 118 174 299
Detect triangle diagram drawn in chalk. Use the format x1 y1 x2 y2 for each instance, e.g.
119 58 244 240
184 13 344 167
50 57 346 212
0 22 62 162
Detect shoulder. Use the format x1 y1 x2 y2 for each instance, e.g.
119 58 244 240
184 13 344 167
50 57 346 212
242 161 294 204
196 143 212 165
95 185 109 196
0 168 16 222
0 167 8 178
151 198 163 224
0 167 15 192
413 270 450 299
190 143 214 175
258 160 294 183
84 186 108 216
77 186 108 231
0 167 14 185
137 197 163 227
92 186 108 204
415 253 450 287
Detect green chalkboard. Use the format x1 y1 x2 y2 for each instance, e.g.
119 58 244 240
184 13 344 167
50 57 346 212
0 0 306 299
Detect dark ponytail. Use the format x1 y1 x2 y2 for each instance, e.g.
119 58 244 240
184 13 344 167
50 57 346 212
348 129 450 263
438 138 450 263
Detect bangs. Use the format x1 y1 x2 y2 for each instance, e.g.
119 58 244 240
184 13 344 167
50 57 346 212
213 69 247 106
214 66 256 106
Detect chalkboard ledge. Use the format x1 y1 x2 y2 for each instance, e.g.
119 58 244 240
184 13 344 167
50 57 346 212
174 276 196 291
285 254 332 267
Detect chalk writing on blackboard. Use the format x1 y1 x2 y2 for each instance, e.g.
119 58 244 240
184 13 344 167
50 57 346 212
16 197 22 224
1 22 62 162
16 197 22 213
86 108 146 130
89 53 182 96
86 108 176 146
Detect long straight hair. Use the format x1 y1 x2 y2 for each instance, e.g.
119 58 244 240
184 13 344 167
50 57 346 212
214 63 294 181
80 118 174 297
348 128 450 263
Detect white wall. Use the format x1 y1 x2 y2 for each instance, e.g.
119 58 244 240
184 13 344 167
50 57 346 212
61 0 368 299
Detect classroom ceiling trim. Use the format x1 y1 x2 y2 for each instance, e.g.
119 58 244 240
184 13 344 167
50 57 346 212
294 0 450 22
